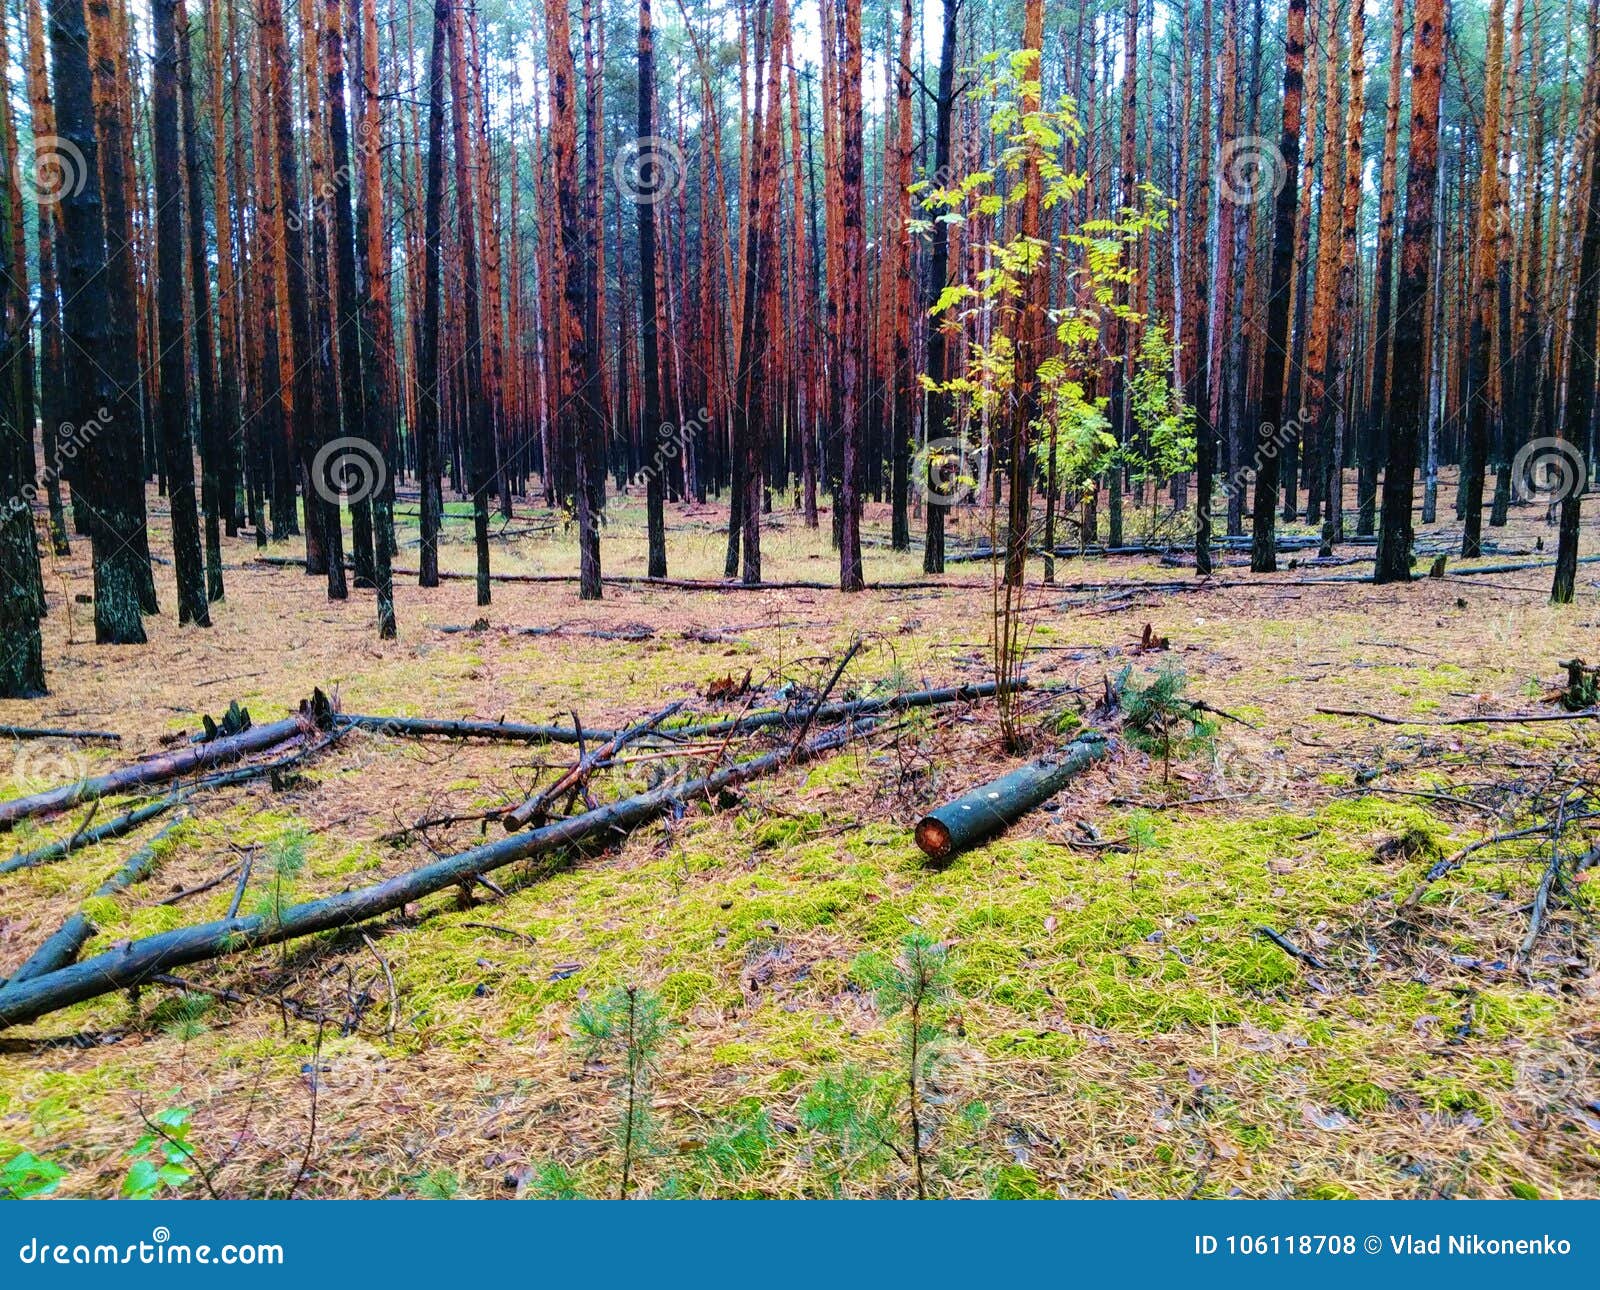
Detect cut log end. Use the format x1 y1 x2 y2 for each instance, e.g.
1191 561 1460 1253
913 815 954 863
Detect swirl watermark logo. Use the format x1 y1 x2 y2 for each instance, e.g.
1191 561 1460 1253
1217 135 1287 206
614 135 685 206
1210 738 1288 800
311 436 387 507
11 744 89 794
1510 436 1586 504
911 435 976 508
151 1227 171 1245
17 136 88 207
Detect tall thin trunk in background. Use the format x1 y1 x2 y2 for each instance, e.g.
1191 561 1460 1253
0 3 45 691
543 0 603 598
1375 0 1447 583
1318 0 1364 554
837 0 867 591
417 0 448 587
637 0 667 577
1108 0 1139 549
1462 0 1506 558
1004 0 1044 591
1552 7 1599 603
447 0 493 605
1360 0 1405 536
1248 0 1307 573
921 0 960 575
151 0 209 626
23 0 69 556
178 0 222 601
261 0 323 567
358 0 397 636
1190 0 1215 575
888 0 914 552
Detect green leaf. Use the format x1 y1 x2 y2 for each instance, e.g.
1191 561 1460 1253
120 1160 162 1200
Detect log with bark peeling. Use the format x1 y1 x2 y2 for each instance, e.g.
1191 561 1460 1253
0 723 872 1027
503 700 685 830
0 792 187 876
914 733 1110 864
0 699 328 832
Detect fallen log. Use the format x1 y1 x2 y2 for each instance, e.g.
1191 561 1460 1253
1 726 121 742
0 699 327 832
502 701 685 830
0 793 187 877
3 816 189 986
913 733 1110 864
0 723 870 1028
337 714 618 744
1316 706 1597 727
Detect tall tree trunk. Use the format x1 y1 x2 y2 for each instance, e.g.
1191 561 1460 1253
543 0 603 598
46 0 146 642
921 0 959 575
837 0 866 591
1360 0 1405 536
178 0 222 601
1551 7 1599 603
446 0 494 605
1248 0 1308 573
151 0 209 626
416 0 448 588
1462 0 1506 558
1374 0 1447 583
356 0 397 637
0 3 45 692
637 0 667 578
888 0 914 552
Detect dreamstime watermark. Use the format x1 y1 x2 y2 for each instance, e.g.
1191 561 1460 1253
625 406 708 491
288 119 378 234
10 743 89 795
1210 737 1289 799
16 1227 284 1268
311 436 388 508
1194 409 1307 531
911 435 977 508
1 406 113 524
613 135 685 206
15 136 88 208
1511 436 1587 504
1217 135 1287 206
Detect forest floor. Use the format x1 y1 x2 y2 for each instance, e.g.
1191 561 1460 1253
1 475 1597 1199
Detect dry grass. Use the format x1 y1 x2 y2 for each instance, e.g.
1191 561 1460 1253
1 478 1597 1199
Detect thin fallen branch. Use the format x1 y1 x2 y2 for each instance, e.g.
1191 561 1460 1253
1253 926 1328 971
2 816 190 986
1 726 121 742
152 863 243 907
1316 706 1598 727
789 638 863 758
502 701 685 831
225 854 255 920
0 723 870 1028
0 793 187 877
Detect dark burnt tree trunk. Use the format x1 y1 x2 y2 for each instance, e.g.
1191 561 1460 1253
416 0 448 588
921 0 959 575
1375 0 1446 584
46 0 146 642
1248 0 1306 574
151 0 209 627
637 0 667 578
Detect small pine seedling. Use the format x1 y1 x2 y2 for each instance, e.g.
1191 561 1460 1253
574 986 667 1198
